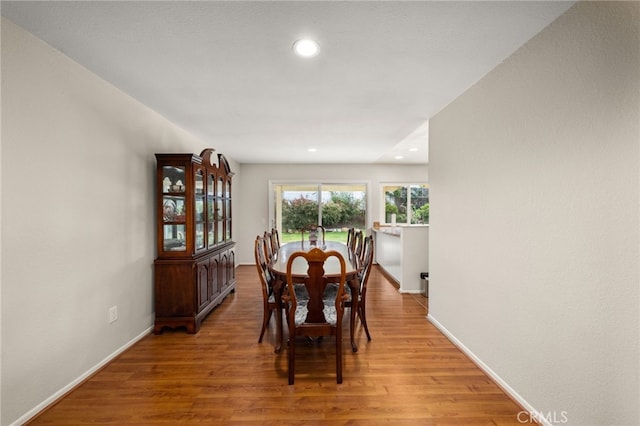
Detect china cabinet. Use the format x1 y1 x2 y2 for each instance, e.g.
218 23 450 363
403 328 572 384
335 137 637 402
153 148 235 333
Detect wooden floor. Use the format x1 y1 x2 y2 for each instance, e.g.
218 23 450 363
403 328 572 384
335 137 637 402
28 265 531 425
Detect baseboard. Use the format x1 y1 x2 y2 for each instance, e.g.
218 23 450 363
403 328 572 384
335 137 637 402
376 264 400 289
426 314 550 426
12 326 153 426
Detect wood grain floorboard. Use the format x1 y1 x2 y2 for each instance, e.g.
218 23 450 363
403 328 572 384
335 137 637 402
27 265 534 425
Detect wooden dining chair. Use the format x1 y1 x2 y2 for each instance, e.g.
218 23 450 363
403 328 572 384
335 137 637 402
302 224 326 246
254 235 278 343
347 235 375 341
283 247 349 385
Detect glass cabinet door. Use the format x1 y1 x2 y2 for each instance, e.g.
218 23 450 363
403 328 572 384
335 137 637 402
207 173 215 247
162 166 186 252
194 169 205 251
216 198 223 243
225 180 232 240
217 176 224 243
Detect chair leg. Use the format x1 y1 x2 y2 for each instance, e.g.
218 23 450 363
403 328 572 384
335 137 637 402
258 307 272 343
350 302 358 352
358 303 371 341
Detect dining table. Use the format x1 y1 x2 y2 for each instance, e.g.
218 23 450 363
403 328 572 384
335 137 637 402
268 240 361 353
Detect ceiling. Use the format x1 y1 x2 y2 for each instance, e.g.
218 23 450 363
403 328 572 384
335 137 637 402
1 1 574 164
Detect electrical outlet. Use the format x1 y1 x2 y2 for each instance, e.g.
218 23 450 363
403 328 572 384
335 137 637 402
109 306 118 323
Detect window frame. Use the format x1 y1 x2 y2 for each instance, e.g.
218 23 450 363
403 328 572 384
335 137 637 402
381 182 429 225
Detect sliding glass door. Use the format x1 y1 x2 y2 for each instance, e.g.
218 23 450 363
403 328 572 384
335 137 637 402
272 183 367 243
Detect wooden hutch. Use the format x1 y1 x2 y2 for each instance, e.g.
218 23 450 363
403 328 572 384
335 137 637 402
153 148 235 333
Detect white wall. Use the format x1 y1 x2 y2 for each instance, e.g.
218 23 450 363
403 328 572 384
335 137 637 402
0 19 242 425
235 163 427 265
428 2 639 426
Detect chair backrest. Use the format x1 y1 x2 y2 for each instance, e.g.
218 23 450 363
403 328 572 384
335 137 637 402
346 228 355 251
254 235 273 301
353 230 364 260
285 247 346 327
359 235 375 296
270 228 281 250
302 224 326 246
263 231 274 260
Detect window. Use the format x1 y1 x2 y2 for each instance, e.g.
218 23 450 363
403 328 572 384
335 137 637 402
383 183 429 224
271 183 367 243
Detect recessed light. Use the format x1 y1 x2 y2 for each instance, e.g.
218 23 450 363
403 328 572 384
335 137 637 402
308 148 318 152
394 155 404 160
293 39 319 58
409 148 419 152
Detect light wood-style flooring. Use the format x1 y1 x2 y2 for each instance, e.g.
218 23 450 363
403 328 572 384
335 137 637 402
28 265 532 425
